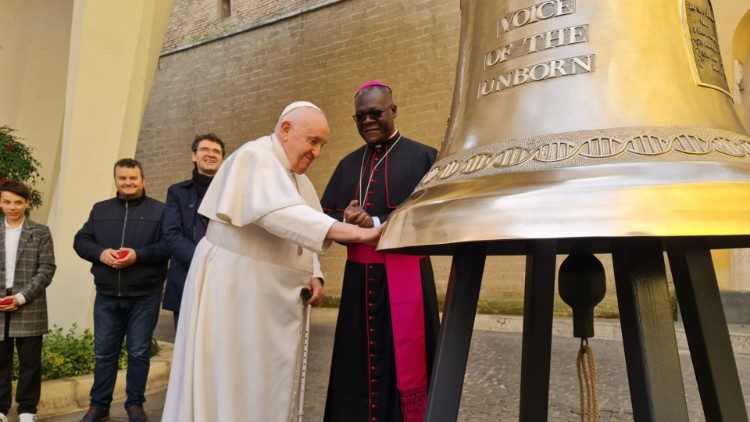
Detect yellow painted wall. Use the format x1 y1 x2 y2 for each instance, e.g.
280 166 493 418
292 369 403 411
0 0 73 222
0 0 173 329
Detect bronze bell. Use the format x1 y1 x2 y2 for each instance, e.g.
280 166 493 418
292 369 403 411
378 0 750 251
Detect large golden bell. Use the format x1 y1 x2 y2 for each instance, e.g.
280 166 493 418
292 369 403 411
379 0 750 252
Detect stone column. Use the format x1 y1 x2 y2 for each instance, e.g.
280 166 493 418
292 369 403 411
1 0 173 330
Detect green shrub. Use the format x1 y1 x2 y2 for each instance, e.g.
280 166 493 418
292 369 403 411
11 325 160 381
0 126 43 211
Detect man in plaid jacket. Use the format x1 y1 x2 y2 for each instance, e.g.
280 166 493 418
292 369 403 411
0 181 56 422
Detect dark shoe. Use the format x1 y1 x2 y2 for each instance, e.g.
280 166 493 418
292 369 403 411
80 406 109 421
127 405 148 422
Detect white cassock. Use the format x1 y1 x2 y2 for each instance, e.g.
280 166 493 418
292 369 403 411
162 134 336 422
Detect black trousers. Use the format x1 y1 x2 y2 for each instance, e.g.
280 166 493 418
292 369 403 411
0 313 42 414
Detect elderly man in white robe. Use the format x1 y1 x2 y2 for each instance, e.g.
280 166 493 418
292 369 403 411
162 101 383 421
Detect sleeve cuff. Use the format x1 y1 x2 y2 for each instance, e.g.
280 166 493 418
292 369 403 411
15 293 26 306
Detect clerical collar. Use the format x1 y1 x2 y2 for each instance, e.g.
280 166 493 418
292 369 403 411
367 130 400 150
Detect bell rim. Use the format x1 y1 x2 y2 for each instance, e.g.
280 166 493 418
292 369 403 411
378 160 750 252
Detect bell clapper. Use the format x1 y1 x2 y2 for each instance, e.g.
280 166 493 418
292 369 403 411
559 252 606 422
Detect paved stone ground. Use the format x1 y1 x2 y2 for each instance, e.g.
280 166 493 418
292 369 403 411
41 312 750 421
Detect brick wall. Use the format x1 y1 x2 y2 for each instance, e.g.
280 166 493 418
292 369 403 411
138 0 626 316
162 0 344 53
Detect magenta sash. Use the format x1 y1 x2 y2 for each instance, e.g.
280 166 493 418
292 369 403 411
347 244 428 422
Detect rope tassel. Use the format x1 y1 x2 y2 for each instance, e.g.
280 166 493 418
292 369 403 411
576 338 599 422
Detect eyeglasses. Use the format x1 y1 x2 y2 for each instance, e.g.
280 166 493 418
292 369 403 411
195 147 222 155
352 106 392 123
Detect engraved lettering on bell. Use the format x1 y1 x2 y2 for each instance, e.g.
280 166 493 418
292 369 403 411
478 55 595 99
479 0 593 99
497 0 575 35
484 25 589 69
684 0 730 93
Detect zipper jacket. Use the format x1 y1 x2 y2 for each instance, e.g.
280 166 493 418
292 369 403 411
73 194 170 297
161 179 209 312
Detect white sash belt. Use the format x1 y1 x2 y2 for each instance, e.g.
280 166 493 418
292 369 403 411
205 220 313 273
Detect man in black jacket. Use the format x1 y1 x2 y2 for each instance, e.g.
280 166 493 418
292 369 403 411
73 158 170 422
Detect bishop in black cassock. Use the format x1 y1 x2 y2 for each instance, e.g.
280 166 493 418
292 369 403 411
321 81 440 422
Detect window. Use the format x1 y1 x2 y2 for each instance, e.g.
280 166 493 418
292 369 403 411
218 0 231 18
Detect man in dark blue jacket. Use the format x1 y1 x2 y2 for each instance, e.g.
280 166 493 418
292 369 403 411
73 158 170 422
161 133 225 329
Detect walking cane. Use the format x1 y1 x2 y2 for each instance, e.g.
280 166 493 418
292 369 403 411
298 288 313 422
